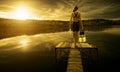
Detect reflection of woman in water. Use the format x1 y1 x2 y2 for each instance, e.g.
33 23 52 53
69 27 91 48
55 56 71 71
70 6 83 47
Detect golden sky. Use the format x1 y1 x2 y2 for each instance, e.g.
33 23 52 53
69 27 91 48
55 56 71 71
0 0 120 20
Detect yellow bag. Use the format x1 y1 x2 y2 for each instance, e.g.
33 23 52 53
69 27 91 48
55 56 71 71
78 31 86 43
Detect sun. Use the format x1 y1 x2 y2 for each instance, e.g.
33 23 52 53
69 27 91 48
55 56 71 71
11 6 43 20
14 7 30 20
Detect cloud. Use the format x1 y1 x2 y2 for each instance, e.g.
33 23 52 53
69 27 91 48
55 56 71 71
77 0 120 19
0 0 120 20
45 0 120 20
0 5 15 11
82 5 112 16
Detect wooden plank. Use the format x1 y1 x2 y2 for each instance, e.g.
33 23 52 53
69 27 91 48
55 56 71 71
68 58 82 62
56 42 64 48
62 42 70 48
70 42 94 48
56 42 95 49
76 43 95 48
66 49 84 72
70 42 75 48
61 42 66 48
56 42 71 49
80 43 93 48
63 42 96 49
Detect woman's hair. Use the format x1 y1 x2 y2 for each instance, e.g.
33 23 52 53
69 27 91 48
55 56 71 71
73 6 78 12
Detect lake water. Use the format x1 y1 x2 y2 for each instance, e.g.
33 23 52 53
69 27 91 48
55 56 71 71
86 25 120 72
0 25 120 72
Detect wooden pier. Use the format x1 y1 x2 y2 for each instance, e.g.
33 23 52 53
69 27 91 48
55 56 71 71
55 42 98 72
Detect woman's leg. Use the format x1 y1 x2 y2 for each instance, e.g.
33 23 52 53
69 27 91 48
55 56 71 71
76 31 79 43
73 32 76 47
75 31 79 45
73 31 79 47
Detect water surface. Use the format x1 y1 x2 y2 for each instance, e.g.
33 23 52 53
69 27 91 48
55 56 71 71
0 25 120 72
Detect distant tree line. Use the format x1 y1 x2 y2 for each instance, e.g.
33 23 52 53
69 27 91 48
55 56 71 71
0 18 120 39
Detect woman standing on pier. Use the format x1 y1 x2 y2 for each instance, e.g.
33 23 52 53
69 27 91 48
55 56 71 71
70 6 83 47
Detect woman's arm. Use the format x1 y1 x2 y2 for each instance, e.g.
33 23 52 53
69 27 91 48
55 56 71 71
69 13 73 30
79 13 83 30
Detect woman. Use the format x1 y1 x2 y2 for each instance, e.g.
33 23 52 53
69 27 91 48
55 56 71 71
70 6 83 47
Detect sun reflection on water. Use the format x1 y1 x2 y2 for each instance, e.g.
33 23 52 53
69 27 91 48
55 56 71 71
19 35 30 49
